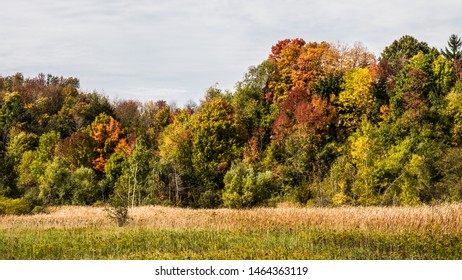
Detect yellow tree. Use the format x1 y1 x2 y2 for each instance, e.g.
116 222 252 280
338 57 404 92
349 119 380 205
446 82 462 144
158 110 194 205
338 68 376 129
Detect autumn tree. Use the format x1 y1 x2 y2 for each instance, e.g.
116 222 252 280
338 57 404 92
139 100 172 149
290 41 337 90
56 131 97 170
270 87 336 203
272 87 335 140
267 38 306 103
113 99 142 137
338 68 376 129
348 119 381 205
445 81 462 143
333 41 376 70
86 113 128 174
158 109 195 205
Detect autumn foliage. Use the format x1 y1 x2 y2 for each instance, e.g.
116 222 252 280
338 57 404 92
1 34 462 211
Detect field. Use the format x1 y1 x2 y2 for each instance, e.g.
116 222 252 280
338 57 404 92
1 205 462 259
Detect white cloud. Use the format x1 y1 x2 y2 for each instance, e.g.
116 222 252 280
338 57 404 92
1 0 462 105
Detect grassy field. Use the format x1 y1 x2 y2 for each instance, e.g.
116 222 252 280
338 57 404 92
1 205 461 259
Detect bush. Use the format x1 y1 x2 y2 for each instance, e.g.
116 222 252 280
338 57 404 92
70 167 98 205
222 162 278 208
198 190 221 208
106 193 129 227
31 206 46 214
0 197 32 215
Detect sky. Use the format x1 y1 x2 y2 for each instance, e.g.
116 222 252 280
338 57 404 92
1 0 462 106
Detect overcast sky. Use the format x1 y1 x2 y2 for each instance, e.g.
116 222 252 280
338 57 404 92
1 0 461 106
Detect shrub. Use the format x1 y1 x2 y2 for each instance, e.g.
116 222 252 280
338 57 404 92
0 197 32 215
31 206 46 214
106 194 129 227
222 162 278 208
198 190 221 209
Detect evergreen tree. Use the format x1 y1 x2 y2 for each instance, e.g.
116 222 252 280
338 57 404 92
442 34 462 62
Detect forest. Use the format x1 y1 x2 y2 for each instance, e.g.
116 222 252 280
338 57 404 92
1 34 462 214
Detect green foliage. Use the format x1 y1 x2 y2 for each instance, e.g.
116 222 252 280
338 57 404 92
312 71 344 99
380 35 431 71
191 98 245 191
222 162 278 208
441 34 462 62
106 193 129 227
435 147 462 201
70 167 98 205
0 197 32 215
31 131 61 178
197 189 221 209
38 158 71 205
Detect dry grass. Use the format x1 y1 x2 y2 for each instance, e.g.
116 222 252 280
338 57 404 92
1 204 461 233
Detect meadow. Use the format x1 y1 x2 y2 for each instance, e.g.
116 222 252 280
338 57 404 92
1 205 461 259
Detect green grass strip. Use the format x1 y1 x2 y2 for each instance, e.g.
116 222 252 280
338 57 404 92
1 228 461 260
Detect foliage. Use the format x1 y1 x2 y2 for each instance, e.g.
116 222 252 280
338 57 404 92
441 34 462 62
338 68 376 129
380 35 431 72
0 197 32 215
0 34 462 209
86 113 128 173
106 194 129 227
222 161 278 208
191 98 245 192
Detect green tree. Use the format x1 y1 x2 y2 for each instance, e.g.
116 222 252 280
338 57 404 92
443 34 462 75
38 158 71 205
435 147 462 201
0 92 27 150
70 167 98 205
232 61 276 163
30 131 61 179
222 161 278 208
441 34 462 62
191 98 245 202
380 35 431 71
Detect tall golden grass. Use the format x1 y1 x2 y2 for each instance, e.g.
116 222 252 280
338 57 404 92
1 204 461 233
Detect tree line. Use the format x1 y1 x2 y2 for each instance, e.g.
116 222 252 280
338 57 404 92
1 34 462 213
